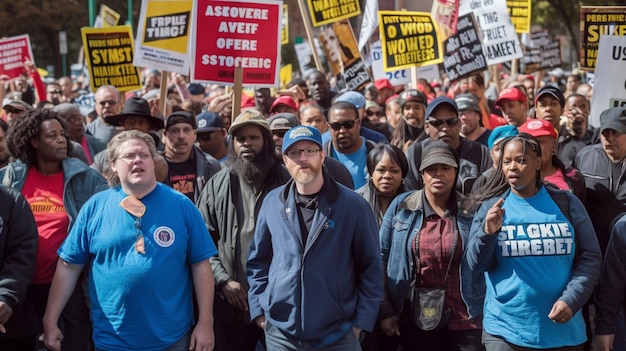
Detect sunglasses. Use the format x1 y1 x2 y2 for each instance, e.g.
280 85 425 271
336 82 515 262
329 118 359 131
366 110 382 117
272 130 287 138
197 132 214 141
3 106 24 114
47 90 62 94
120 196 147 255
426 117 460 129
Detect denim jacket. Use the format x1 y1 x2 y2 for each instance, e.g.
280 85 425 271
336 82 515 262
379 190 485 320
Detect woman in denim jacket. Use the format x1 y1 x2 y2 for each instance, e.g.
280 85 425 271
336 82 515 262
379 140 485 351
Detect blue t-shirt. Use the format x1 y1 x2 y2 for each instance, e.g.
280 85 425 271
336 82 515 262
483 186 586 348
58 184 217 351
331 138 368 189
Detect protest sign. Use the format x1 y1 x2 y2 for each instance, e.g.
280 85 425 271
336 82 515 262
320 20 370 91
191 0 282 87
590 35 626 128
134 0 193 75
370 41 410 87
307 0 360 27
538 40 561 71
294 38 318 79
506 0 531 33
459 0 522 66
81 26 141 93
443 13 486 82
431 0 459 42
280 63 292 87
580 6 626 70
378 11 443 71
0 34 34 79
99 5 122 27
282 4 289 45
521 30 549 74
358 0 378 51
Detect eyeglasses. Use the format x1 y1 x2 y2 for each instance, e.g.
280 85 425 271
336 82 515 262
197 132 214 141
98 100 118 107
285 148 321 159
272 130 287 138
329 118 359 131
426 117 460 129
366 110 382 117
117 152 151 164
47 90 62 94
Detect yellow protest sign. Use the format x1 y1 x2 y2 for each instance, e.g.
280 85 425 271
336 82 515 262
100 5 122 27
282 4 289 45
580 6 626 70
280 64 292 88
307 0 361 27
134 0 193 75
378 11 443 71
506 0 531 33
81 26 141 93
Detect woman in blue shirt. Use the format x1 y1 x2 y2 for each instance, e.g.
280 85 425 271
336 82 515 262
463 133 602 350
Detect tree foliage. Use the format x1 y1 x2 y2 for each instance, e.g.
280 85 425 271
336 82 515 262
0 0 140 77
531 0 623 65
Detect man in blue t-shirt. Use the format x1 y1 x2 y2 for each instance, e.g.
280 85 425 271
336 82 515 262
42 131 217 351
322 101 376 189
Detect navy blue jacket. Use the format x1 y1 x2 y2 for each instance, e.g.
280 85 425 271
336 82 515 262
247 171 383 340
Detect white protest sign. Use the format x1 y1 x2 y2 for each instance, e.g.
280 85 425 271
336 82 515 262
294 39 318 79
459 0 522 66
370 41 410 86
590 35 626 128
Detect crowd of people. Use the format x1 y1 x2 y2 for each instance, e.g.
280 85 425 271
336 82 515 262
0 63 624 351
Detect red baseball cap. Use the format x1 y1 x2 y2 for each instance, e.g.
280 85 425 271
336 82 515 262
495 87 528 107
375 78 394 92
270 95 298 113
519 119 557 139
241 93 256 108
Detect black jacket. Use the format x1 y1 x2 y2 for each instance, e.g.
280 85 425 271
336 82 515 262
0 186 38 335
574 143 626 252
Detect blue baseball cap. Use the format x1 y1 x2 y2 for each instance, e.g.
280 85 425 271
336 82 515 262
281 126 323 154
196 111 224 133
425 96 458 119
335 91 366 109
487 125 519 149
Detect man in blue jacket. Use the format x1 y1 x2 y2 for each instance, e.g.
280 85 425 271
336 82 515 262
247 125 383 350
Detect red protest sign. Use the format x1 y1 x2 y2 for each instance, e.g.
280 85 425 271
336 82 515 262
191 0 282 87
0 35 35 79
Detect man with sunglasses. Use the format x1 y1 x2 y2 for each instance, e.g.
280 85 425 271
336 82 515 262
247 126 382 351
2 99 33 124
405 97 492 194
323 101 377 189
268 113 300 157
45 82 63 106
86 85 122 144
196 111 229 163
